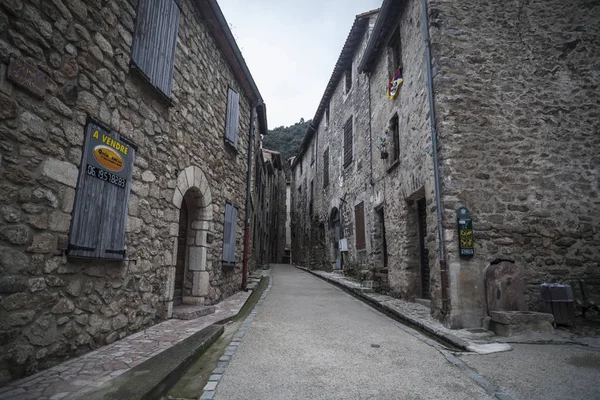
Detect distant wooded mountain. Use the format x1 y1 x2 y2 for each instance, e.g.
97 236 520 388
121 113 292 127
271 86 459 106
262 118 311 175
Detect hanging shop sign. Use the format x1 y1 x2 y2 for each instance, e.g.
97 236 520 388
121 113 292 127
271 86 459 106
67 119 137 260
457 207 474 258
7 55 47 98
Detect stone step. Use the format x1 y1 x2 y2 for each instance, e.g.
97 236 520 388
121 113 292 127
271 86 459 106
172 304 216 320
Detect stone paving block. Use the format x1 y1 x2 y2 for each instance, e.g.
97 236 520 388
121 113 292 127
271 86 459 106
203 381 218 391
209 374 222 381
199 391 215 400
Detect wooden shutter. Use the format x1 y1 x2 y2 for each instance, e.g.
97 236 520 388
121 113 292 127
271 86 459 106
223 203 238 264
323 148 329 187
355 202 365 250
225 88 240 148
68 120 136 260
131 0 180 98
343 117 353 168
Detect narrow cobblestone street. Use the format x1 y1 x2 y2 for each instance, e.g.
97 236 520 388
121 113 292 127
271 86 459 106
214 264 491 399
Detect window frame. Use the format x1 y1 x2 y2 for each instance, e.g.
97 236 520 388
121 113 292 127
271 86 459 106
388 27 402 77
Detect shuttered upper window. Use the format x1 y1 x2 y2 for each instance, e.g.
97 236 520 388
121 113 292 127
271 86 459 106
323 147 330 188
343 117 353 168
355 202 366 250
222 202 238 265
225 88 240 148
131 0 180 99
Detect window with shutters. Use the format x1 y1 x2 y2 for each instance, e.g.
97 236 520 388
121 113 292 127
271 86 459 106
354 202 366 250
222 202 238 265
225 88 240 149
343 117 353 168
323 147 330 188
68 120 136 260
131 0 180 100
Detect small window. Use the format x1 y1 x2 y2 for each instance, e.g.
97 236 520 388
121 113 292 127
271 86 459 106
343 117 353 168
311 142 315 165
299 158 303 175
390 114 400 162
131 0 180 99
225 88 240 148
325 105 330 128
388 27 402 77
345 66 352 93
355 202 366 250
222 202 238 265
323 147 330 188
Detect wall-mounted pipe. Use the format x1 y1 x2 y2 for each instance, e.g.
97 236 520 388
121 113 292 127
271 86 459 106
421 0 449 315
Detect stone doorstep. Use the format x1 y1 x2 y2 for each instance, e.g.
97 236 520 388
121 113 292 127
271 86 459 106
172 304 216 320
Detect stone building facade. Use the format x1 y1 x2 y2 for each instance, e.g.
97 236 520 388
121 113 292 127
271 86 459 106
0 0 274 385
252 148 286 266
291 0 600 329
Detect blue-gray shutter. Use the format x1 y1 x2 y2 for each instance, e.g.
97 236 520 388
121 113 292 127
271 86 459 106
223 203 237 264
68 121 136 260
225 88 240 148
229 205 237 262
131 0 180 98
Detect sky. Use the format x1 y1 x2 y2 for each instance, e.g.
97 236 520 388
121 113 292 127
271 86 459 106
218 0 382 130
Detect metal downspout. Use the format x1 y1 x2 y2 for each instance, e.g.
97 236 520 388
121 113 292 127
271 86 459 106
242 104 257 291
421 0 449 315
368 73 374 186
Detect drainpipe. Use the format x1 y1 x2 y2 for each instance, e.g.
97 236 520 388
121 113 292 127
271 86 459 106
368 73 374 186
421 0 449 315
242 103 257 291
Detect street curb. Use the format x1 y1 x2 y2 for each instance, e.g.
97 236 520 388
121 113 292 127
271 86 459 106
295 266 472 352
86 280 266 400
201 275 273 399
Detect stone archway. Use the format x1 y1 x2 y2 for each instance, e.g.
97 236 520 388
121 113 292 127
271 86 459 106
170 166 213 312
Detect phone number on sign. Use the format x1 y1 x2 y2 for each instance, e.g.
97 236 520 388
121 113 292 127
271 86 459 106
86 164 127 188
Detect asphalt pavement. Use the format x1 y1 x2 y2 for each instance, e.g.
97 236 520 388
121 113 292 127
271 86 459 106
214 264 491 399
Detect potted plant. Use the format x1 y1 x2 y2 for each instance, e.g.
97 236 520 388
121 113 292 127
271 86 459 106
378 134 390 159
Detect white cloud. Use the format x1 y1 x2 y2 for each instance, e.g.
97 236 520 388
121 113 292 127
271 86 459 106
218 0 382 129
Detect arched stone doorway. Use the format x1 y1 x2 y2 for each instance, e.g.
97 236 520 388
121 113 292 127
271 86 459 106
330 207 342 270
170 166 213 312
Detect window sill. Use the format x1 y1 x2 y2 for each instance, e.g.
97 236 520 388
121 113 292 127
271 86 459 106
222 261 236 268
386 159 400 173
224 138 239 153
130 62 174 107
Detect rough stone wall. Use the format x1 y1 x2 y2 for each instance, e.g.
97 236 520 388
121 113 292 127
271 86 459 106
0 0 256 384
369 0 440 304
429 0 600 327
298 14 378 274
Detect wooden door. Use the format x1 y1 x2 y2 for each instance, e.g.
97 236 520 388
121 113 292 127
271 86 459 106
417 199 430 299
174 197 188 305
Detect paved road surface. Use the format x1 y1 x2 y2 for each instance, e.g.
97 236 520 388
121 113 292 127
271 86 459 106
215 264 490 399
